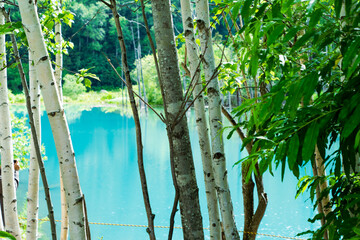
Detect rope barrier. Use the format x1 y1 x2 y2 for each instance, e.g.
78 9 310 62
18 217 307 240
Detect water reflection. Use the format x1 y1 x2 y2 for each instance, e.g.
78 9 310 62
16 106 316 239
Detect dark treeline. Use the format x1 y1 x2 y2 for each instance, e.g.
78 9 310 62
7 0 229 93
7 0 185 92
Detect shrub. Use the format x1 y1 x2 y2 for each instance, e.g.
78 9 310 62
62 74 86 99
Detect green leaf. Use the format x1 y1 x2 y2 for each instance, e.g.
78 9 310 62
302 122 319 161
308 8 323 28
334 0 342 19
347 53 360 79
291 30 314 53
267 23 285 46
283 26 302 43
342 104 360 139
0 231 16 240
301 72 318 105
241 0 252 23
288 134 299 170
231 2 242 21
282 0 295 13
84 78 92 88
250 54 259 78
355 130 360 151
342 38 360 70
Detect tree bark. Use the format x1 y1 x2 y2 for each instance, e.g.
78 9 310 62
0 6 21 239
179 0 220 239
54 4 70 238
151 0 204 238
18 1 87 239
195 1 239 239
137 11 147 111
106 0 156 239
26 49 40 240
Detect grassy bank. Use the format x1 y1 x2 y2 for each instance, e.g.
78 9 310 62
9 89 131 106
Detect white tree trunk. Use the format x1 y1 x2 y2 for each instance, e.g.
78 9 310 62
26 50 40 240
55 14 63 102
54 6 69 239
195 0 240 239
0 7 21 239
151 0 204 238
18 1 87 239
180 0 220 239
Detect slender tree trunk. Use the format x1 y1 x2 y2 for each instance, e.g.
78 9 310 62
26 49 41 240
55 14 63 102
0 7 21 239
313 145 329 240
18 1 87 239
130 23 142 108
105 0 156 239
54 6 70 239
137 11 147 111
179 0 220 239
0 7 5 234
151 0 204 238
195 0 239 239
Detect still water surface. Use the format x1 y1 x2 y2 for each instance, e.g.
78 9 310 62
16 106 316 239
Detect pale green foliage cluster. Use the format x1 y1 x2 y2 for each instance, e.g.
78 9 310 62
131 54 162 105
62 74 86 99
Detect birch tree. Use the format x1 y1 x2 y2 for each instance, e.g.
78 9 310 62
0 6 21 239
195 0 239 238
26 50 40 240
151 0 204 238
53 2 70 238
179 0 220 239
17 1 87 239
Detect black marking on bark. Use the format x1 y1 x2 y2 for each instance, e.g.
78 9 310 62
196 118 202 123
208 87 219 96
196 19 206 31
51 82 55 86
73 221 84 228
39 56 48 62
212 223 217 227
214 152 224 159
185 29 192 37
186 17 193 28
47 109 62 117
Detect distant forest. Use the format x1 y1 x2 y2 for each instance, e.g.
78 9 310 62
7 0 226 93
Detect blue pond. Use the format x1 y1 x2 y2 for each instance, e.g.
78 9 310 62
16 106 317 239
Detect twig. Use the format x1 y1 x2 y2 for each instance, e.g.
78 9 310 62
102 52 165 123
67 7 103 42
104 1 156 239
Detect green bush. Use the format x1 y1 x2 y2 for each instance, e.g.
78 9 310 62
62 74 86 99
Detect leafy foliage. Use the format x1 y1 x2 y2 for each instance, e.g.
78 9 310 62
0 231 16 240
219 0 360 238
63 74 87 99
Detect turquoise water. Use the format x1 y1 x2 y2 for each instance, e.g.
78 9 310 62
17 106 316 239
